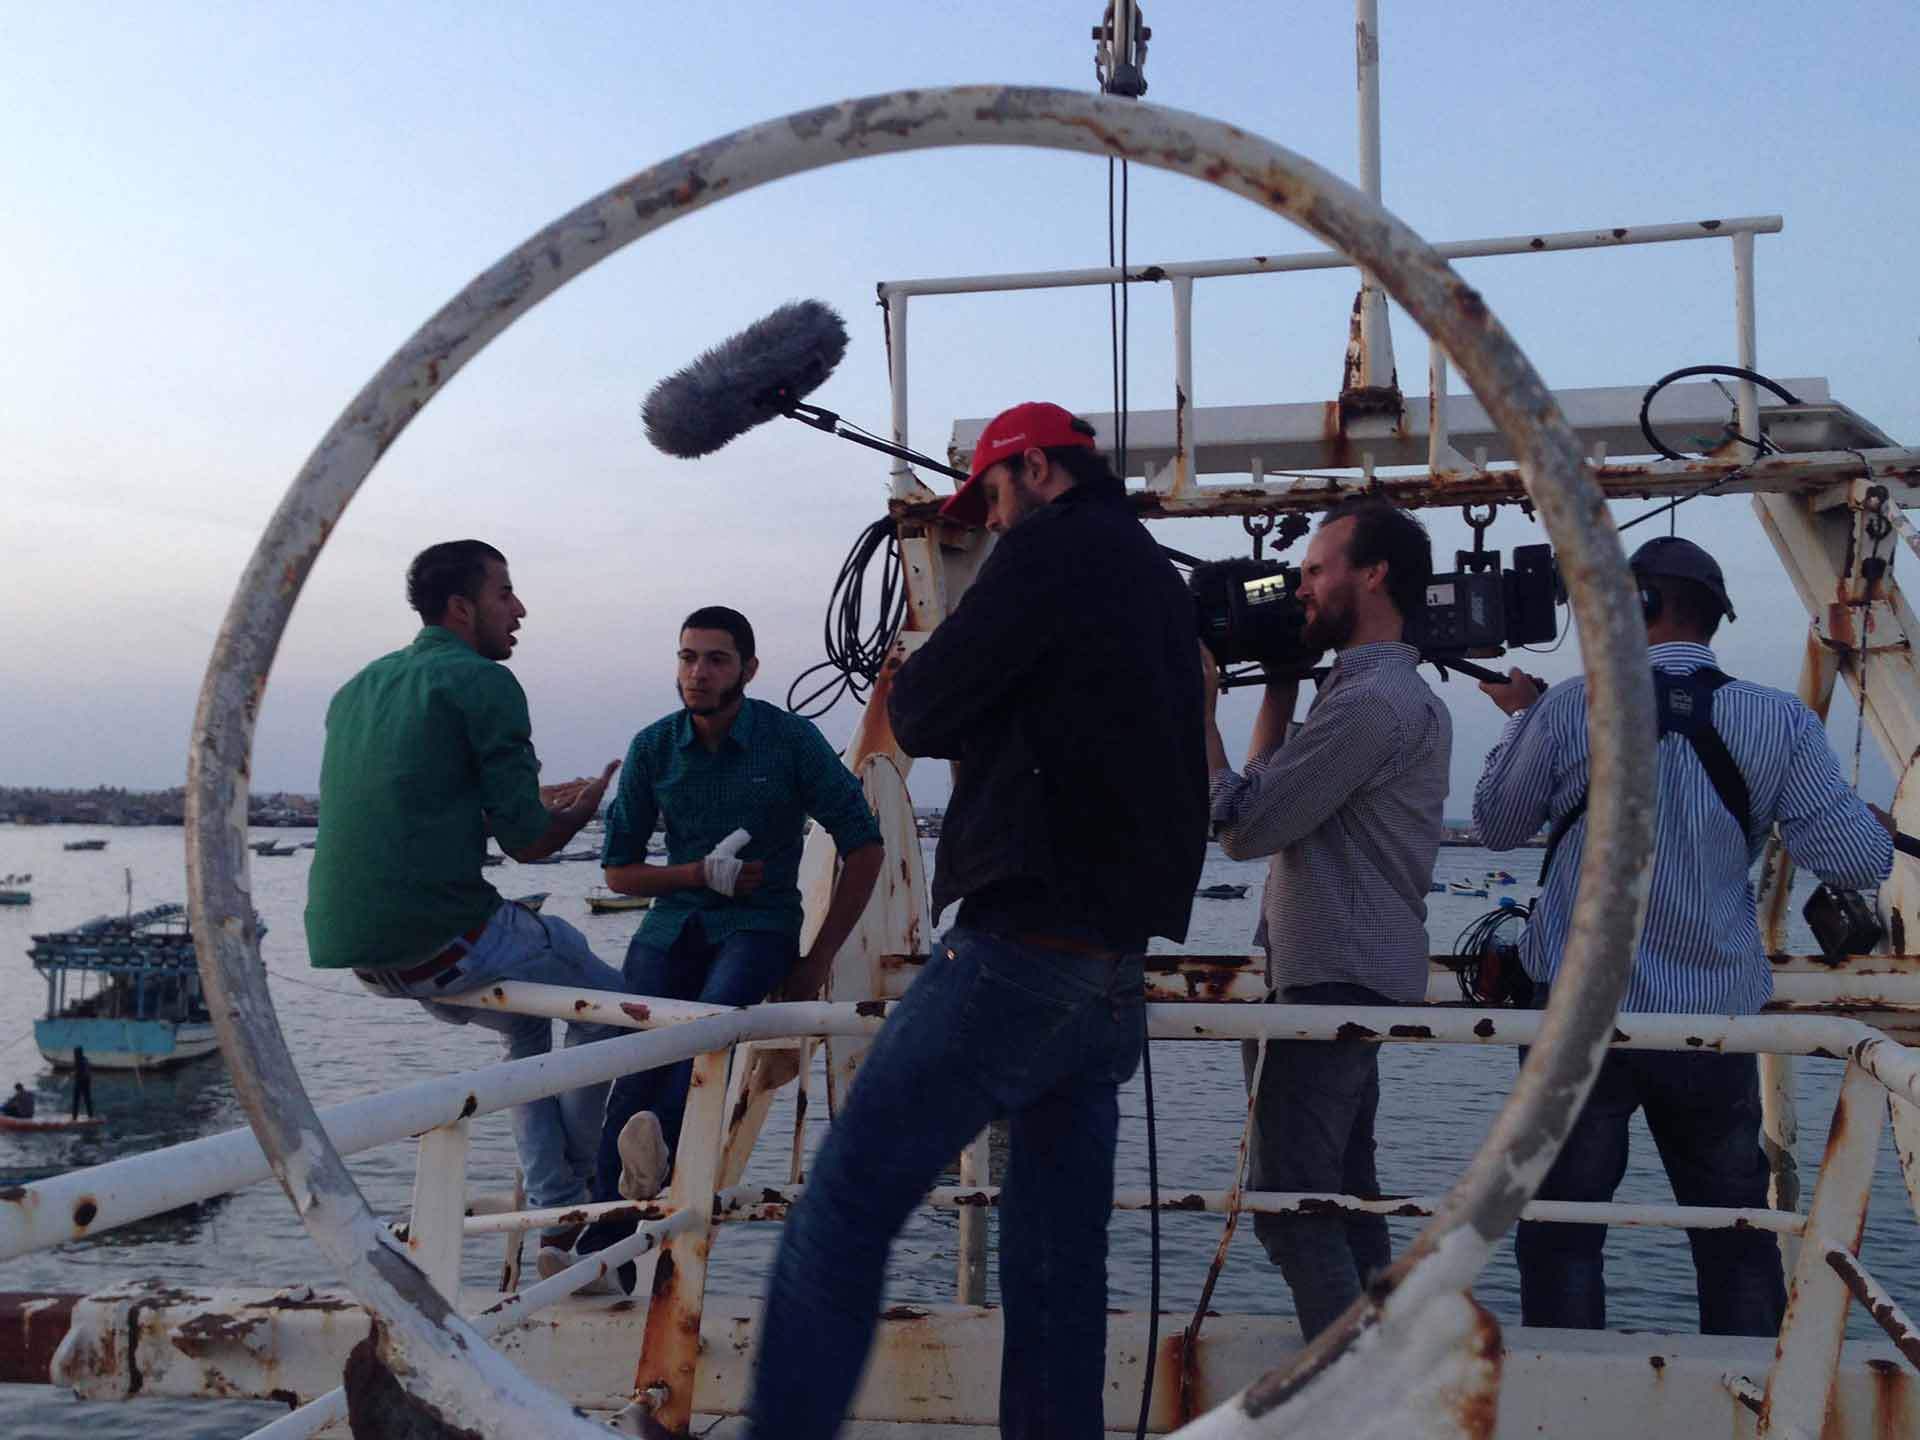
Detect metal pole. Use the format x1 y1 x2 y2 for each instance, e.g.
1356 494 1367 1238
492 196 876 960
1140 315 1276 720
887 292 914 497
1170 273 1195 493
1734 229 1761 460
1353 0 1394 390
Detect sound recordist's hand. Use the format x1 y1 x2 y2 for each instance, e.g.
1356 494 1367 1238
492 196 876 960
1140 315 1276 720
1480 667 1543 716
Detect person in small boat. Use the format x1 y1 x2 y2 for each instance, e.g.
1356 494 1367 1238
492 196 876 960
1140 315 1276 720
1474 535 1893 1336
569 605 884 1290
750 403 1207 1439
1202 497 1452 1341
69 1047 93 1119
1 1083 34 1119
305 540 627 1256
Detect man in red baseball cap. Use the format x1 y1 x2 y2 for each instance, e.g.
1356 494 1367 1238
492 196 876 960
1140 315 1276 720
940 399 1102 532
750 403 1209 1438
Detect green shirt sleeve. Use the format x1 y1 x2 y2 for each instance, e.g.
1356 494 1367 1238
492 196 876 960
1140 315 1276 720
602 733 657 868
462 667 550 853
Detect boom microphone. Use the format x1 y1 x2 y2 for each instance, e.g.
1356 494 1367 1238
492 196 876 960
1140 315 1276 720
642 300 849 458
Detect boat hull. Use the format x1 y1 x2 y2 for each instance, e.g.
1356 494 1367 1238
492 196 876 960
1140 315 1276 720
0 1114 105 1133
34 1018 221 1072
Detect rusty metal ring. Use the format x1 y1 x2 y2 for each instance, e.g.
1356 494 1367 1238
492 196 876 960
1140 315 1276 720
185 87 1654 1434
1462 502 1498 531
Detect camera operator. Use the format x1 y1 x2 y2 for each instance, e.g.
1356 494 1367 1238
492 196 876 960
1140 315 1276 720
750 402 1207 1439
1473 535 1893 1336
1201 497 1452 1340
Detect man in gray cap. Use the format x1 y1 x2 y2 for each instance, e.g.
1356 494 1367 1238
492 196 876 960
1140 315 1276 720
1472 534 1892 1336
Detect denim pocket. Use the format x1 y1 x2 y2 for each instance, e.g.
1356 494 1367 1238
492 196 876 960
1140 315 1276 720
950 934 1089 1097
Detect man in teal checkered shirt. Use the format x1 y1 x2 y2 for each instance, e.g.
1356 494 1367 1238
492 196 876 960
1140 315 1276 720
563 605 884 1289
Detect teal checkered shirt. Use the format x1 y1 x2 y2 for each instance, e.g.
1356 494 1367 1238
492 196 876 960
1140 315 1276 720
602 698 882 947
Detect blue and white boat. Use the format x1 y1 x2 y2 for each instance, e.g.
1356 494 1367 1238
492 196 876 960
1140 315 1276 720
28 904 253 1072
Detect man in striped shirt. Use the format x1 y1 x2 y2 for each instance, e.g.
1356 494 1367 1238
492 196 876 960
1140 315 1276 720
1204 497 1452 1340
1474 535 1893 1335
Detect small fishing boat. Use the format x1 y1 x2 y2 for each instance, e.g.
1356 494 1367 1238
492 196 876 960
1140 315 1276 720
0 873 31 906
586 890 652 915
0 1113 106 1134
61 839 108 852
1195 882 1250 900
1448 881 1489 898
510 892 551 913
249 840 297 857
29 903 262 1071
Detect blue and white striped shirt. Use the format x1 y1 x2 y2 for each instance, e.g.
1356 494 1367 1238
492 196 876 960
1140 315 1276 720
1473 642 1892 1014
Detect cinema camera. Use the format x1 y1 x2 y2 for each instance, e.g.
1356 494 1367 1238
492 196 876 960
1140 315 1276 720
1192 541 1563 678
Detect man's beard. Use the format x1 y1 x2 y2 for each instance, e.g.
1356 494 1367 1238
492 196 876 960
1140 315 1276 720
1299 589 1356 652
681 674 747 717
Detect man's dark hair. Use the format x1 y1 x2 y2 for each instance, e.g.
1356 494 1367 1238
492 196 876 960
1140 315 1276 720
1045 415 1126 492
407 540 506 623
681 605 756 664
1322 497 1432 620
1641 573 1724 639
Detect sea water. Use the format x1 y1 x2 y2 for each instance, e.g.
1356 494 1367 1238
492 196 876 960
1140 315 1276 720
0 824 1913 1437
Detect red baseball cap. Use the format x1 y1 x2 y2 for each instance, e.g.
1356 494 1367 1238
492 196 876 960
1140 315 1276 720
940 401 1096 527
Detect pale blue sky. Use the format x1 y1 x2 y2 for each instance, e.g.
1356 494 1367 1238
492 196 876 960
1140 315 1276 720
3 2 1916 806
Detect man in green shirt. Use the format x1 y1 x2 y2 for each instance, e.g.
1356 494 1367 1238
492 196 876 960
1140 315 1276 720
306 539 626 1242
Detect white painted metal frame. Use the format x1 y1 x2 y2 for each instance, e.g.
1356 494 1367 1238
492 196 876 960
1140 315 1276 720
876 215 1785 496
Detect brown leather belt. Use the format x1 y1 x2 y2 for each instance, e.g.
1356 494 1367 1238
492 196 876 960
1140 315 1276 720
1012 929 1122 960
355 920 488 988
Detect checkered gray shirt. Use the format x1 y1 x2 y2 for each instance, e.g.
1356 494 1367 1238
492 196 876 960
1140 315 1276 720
1209 641 1452 1002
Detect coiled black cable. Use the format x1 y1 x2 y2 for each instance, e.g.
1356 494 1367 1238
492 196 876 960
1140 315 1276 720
786 516 908 719
1449 900 1534 1005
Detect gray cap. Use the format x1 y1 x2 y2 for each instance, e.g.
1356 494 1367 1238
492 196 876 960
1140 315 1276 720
1629 535 1736 621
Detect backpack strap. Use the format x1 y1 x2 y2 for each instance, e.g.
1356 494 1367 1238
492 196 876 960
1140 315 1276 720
1536 668 1750 884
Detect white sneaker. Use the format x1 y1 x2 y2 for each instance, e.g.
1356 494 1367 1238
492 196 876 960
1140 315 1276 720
617 1111 670 1202
535 1242 619 1296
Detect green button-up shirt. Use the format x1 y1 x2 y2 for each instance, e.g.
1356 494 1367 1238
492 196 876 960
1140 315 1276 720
603 698 882 949
305 627 552 971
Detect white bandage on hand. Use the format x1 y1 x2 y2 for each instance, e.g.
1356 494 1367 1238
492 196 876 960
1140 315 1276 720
702 828 753 897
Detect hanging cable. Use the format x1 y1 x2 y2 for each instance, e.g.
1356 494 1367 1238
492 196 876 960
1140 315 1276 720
786 516 908 719
1618 363 1802 535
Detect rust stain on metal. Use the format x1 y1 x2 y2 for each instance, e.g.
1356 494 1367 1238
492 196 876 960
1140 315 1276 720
0 1186 27 1204
1335 1022 1379 1041
621 1000 652 1022
1473 1018 1496 1037
1166 1193 1208 1211
1648 1353 1666 1373
1448 1301 1504 1440
854 1000 888 1018
1388 1024 1434 1039
172 1310 266 1354
1867 1358 1914 1440
952 1190 995 1208
0 1293 80 1383
1162 1324 1201 1427
72 1196 98 1229
459 1093 478 1119
879 1304 928 1321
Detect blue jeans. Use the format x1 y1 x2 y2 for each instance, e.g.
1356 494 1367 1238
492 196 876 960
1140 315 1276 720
748 926 1145 1440
1515 1047 1786 1335
358 901 626 1233
577 924 796 1262
1242 981 1393 1340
